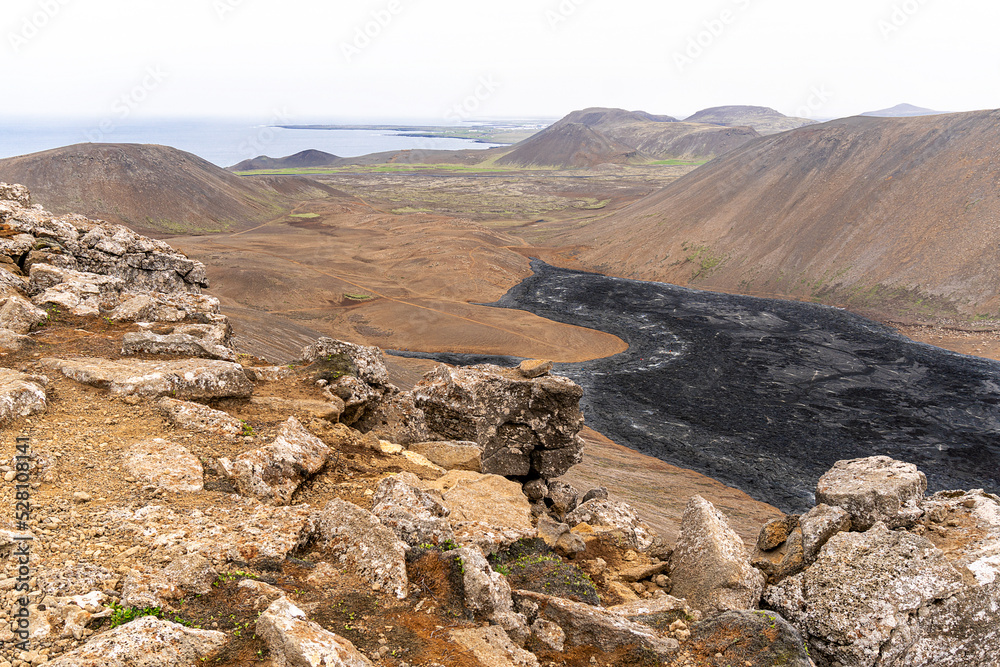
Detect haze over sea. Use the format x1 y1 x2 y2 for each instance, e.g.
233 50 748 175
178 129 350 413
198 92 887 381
0 117 503 167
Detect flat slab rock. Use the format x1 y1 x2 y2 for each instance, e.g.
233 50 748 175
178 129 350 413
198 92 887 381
124 438 204 493
0 368 47 425
41 356 253 399
233 416 331 505
418 470 535 553
46 616 227 667
106 499 314 568
156 396 245 439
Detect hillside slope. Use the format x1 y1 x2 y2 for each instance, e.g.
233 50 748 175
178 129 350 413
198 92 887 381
229 149 340 171
498 107 759 167
0 143 340 234
561 109 1000 320
685 105 815 135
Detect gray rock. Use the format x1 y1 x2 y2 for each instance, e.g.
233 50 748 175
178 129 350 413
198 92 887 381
121 331 236 361
682 610 815 667
799 503 852 562
514 589 679 658
233 417 331 505
751 526 806 585
669 495 765 615
816 456 927 530
163 554 218 595
355 389 431 443
46 617 227 667
526 618 565 653
412 363 584 479
109 294 158 322
309 498 409 598
536 514 586 556
523 478 548 502
0 368 47 426
453 546 529 645
0 293 48 333
581 486 609 504
0 182 31 206
124 438 204 493
0 327 34 351
120 568 184 609
256 597 374 667
406 440 482 471
565 498 659 553
370 472 455 547
42 356 253 399
156 397 245 439
546 480 579 518
300 337 390 387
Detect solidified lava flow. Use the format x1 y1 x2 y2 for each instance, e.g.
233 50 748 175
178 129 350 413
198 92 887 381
397 260 1000 513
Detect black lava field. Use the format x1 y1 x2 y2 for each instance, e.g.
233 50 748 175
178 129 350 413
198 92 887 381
399 260 1000 513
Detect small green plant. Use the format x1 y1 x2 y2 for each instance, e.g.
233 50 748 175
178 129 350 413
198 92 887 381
214 570 259 586
240 420 255 437
454 555 465 574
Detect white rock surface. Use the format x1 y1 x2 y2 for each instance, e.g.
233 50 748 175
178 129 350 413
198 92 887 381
257 597 374 667
124 438 204 493
46 617 226 666
233 416 331 504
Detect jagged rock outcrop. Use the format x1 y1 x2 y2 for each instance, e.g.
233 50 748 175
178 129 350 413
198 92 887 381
370 472 456 547
308 498 409 599
453 545 530 644
232 416 331 504
412 363 585 480
669 495 765 615
816 455 926 530
42 357 253 399
765 457 1000 667
672 610 816 667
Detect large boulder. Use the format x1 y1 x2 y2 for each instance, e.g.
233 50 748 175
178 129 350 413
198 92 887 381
299 337 394 426
309 498 409 598
676 610 816 667
769 486 1000 666
233 417 331 505
124 438 204 493
256 597 374 667
816 455 927 530
669 495 765 615
418 470 535 553
799 503 852 563
0 293 48 333
411 363 585 479
42 357 253 399
0 368 47 425
46 617 226 667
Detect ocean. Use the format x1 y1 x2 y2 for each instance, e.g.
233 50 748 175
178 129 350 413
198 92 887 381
0 117 503 168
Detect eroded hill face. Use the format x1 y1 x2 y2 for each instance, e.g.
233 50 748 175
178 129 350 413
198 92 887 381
0 143 340 235
684 105 816 135
560 109 1000 322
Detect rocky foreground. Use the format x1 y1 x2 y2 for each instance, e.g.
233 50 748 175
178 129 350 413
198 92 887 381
1 183 1000 667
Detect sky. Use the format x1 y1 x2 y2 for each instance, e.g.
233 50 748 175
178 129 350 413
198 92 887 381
2 0 998 124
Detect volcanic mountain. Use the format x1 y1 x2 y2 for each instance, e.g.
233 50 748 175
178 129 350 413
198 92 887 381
230 149 340 171
497 107 759 167
559 109 1000 321
0 143 341 234
684 105 816 135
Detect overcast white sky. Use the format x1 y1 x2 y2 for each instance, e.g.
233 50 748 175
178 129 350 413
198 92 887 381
2 0 997 123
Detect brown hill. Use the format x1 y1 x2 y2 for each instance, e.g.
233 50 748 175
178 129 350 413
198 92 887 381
559 109 1000 321
685 105 816 135
497 107 760 167
0 143 340 234
495 122 648 168
229 149 340 171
